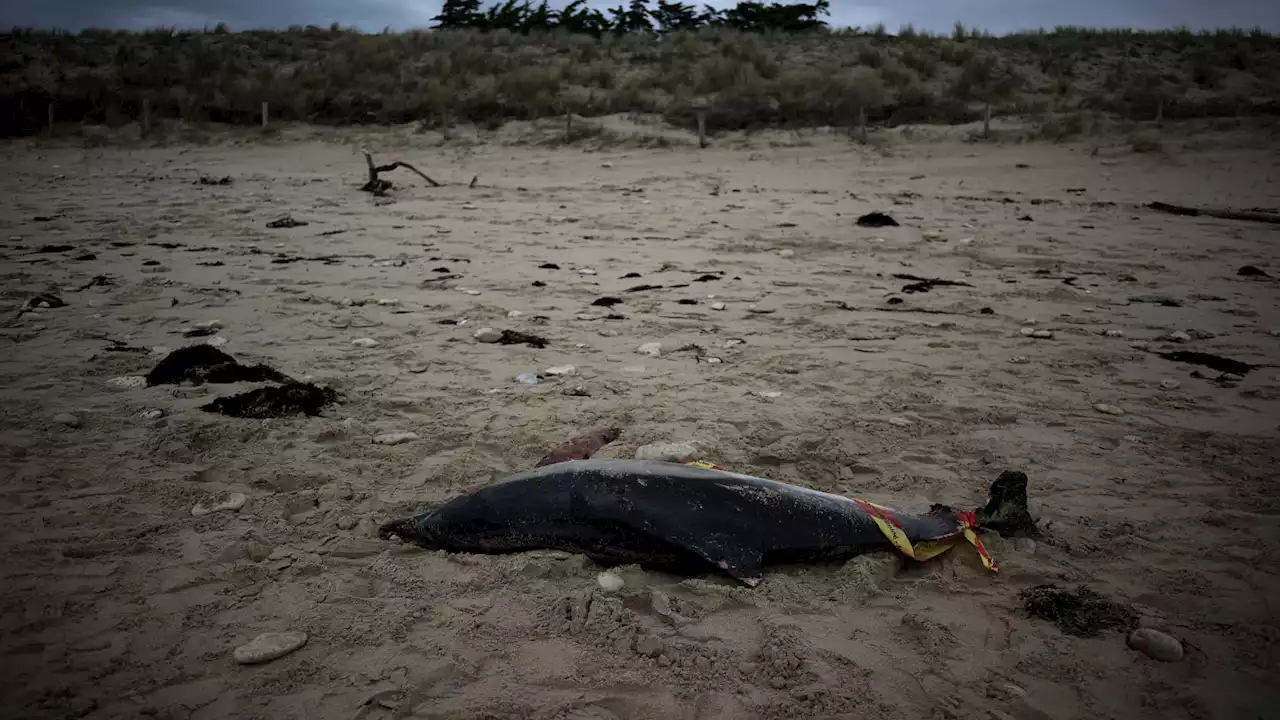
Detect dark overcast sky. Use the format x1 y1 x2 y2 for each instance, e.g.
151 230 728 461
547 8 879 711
4 0 1279 34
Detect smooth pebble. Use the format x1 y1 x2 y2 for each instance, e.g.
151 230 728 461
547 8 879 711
373 432 420 445
53 412 81 428
636 342 662 357
1093 403 1125 416
233 631 308 665
635 442 700 463
544 365 576 376
1127 628 1183 662
351 338 379 348
596 572 625 592
474 327 502 343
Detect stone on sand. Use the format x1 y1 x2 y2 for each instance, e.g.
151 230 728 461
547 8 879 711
191 492 248 517
1093 403 1125 416
636 342 662 357
373 432 420 445
53 412 81 428
474 327 502 343
1127 628 1183 662
233 631 308 665
635 442 699 463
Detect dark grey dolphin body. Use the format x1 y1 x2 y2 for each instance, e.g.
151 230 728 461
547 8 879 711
380 459 1033 586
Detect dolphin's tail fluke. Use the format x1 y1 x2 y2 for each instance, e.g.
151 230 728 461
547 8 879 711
973 471 1037 537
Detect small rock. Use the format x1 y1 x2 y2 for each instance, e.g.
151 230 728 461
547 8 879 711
335 515 358 530
140 409 165 420
888 417 913 427
506 310 524 319
1030 329 1054 339
1162 331 1191 343
704 357 723 364
1009 356 1030 364
373 432 420 445
598 329 619 337
515 372 540 385
561 385 590 397
1186 329 1215 340
1093 403 1125 416
597 572 625 592
634 635 665 658
578 268 597 275
351 338 379 348
1127 628 1183 662
636 342 662 357
753 390 782 400
544 365 576 377
1019 327 1036 336
233 631 308 665
53 412 82 428
724 339 744 348
1104 329 1125 338
462 289 482 296
777 249 795 258
474 327 502 343
191 492 248 517
204 336 228 347
1160 379 1180 390
746 305 776 314
1221 372 1244 383
107 375 146 388
635 442 700 463
770 676 788 689
376 298 400 306
710 302 726 311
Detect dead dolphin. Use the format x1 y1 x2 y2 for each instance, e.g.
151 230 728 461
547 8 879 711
380 459 1034 586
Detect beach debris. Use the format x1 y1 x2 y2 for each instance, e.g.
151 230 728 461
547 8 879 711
53 412 82 428
515 372 539 385
359 148 442 195
1129 294 1182 307
597 572 625 593
1019 328 1054 339
634 442 699 463
539 263 560 269
191 492 248 517
107 375 147 389
746 305 776 314
693 274 721 282
591 297 623 307
894 273 974 294
141 409 165 420
1158 330 1191 343
626 284 663 293
1127 628 1184 662
710 302 726 311
561 384 590 397
537 427 621 467
198 175 233 186
1145 201 1280 225
25 293 66 310
676 299 698 305
373 432 420 446
856 212 899 228
1159 379 1180 389
202 383 337 418
1093 403 1125 416
498 330 548 348
1237 265 1270 278
578 268 597 276
1009 356 1030 364
233 631 308 665
1153 350 1255 376
35 244 74 253
888 417 913 427
266 215 308 229
753 390 783 400
474 327 502 343
1021 585 1136 637
543 365 576 377
636 342 662 357
777 249 795 258
146 345 292 386
75 275 112 291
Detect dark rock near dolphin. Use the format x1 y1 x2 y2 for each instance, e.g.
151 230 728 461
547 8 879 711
380 460 1032 586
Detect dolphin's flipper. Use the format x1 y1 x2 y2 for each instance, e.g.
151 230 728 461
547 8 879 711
660 529 764 587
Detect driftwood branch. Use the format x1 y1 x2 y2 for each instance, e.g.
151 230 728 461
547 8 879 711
360 148 442 195
1147 201 1280 225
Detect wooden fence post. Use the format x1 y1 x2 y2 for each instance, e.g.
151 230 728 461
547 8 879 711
857 106 868 144
696 110 707 149
564 111 573 142
1155 98 1164 128
141 98 151 136
982 103 991 139
47 103 55 132
262 101 269 128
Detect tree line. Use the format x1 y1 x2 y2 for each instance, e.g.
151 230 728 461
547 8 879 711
432 0 831 35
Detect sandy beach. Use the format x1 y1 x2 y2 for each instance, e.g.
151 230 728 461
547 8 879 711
1 125 1278 719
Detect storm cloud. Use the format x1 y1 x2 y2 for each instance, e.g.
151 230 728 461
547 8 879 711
3 0 1278 34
